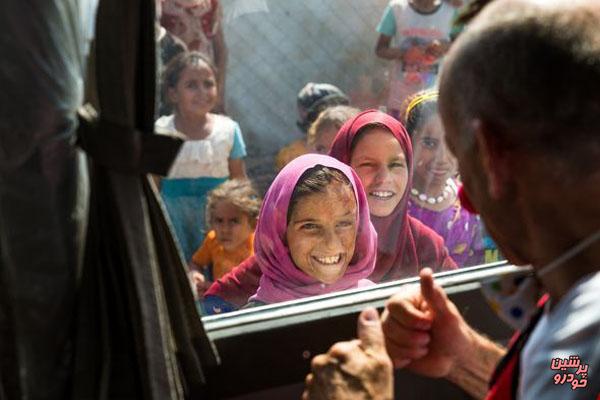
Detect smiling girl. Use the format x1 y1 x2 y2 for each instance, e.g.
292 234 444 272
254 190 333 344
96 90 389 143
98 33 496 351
329 109 456 281
156 51 247 260
404 90 484 266
246 155 376 306
203 154 377 312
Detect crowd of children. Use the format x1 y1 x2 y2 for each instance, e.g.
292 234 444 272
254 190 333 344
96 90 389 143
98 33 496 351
155 0 496 313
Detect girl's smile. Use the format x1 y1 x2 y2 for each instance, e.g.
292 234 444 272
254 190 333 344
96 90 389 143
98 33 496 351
168 63 217 119
350 128 409 217
413 114 457 192
286 181 357 284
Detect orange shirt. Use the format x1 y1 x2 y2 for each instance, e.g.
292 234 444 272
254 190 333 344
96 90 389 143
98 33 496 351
275 140 308 171
191 230 254 280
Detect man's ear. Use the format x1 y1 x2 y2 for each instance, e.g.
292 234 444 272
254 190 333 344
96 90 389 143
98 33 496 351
472 119 512 200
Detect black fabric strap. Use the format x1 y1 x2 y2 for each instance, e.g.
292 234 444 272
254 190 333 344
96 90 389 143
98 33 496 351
77 104 183 176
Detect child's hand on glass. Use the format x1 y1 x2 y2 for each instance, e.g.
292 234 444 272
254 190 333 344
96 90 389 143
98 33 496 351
188 269 211 300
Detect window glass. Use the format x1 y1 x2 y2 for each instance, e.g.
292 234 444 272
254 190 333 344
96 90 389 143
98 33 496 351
154 0 504 316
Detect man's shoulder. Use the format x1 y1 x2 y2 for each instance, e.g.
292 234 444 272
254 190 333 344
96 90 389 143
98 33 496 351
519 272 600 399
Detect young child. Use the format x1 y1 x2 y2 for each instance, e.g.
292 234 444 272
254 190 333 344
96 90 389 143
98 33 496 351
403 90 484 266
156 51 247 261
188 179 260 298
306 105 360 155
375 0 459 119
275 83 349 171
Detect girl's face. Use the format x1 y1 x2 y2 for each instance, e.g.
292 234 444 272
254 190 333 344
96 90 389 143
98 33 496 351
169 63 217 117
350 128 409 217
286 182 357 284
311 125 339 155
211 201 254 251
412 114 457 189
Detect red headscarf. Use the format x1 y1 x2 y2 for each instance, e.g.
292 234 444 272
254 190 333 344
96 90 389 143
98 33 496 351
329 109 456 281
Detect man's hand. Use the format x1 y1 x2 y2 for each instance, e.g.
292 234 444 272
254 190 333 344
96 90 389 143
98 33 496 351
302 308 394 400
381 268 505 399
381 268 475 377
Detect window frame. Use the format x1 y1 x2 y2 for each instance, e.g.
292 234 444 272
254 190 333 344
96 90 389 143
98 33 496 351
202 261 530 397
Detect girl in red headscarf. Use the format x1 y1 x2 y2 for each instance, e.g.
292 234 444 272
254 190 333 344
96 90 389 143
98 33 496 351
328 109 456 281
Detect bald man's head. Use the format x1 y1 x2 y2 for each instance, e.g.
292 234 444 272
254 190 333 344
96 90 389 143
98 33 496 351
440 0 600 174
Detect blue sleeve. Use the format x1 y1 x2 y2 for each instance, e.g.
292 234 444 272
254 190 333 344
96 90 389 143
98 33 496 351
229 122 247 160
376 5 396 37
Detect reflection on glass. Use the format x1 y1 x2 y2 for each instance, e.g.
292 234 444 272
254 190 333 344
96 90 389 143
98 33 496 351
152 0 503 315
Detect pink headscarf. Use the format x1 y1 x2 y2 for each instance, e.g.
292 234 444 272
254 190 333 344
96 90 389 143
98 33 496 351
329 109 456 281
250 154 377 304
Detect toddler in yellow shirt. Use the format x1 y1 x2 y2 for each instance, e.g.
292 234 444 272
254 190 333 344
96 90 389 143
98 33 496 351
189 179 261 297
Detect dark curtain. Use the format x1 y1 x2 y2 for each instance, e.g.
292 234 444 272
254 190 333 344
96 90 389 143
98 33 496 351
0 1 89 398
0 0 218 399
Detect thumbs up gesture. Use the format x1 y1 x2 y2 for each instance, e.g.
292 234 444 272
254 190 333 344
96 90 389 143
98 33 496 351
302 308 394 400
381 268 475 378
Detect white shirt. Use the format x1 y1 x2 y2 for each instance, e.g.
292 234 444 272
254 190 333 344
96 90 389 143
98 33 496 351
155 114 237 179
389 0 455 44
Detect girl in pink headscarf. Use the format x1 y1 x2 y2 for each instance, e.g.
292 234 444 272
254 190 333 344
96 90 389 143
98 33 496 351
328 109 456 281
203 154 377 311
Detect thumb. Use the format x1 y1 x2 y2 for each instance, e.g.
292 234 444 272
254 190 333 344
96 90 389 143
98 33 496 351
419 268 449 316
357 307 386 352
